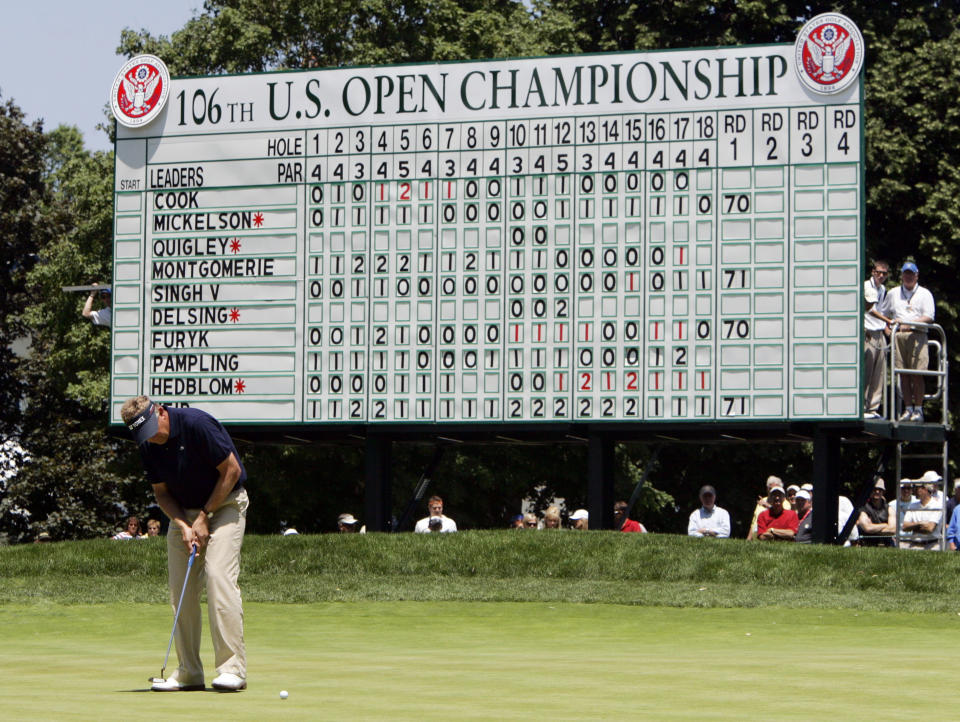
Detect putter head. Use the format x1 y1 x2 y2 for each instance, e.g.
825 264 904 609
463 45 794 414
148 676 166 683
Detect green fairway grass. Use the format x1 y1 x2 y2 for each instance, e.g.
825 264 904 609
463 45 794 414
2 534 958 719
0 601 955 721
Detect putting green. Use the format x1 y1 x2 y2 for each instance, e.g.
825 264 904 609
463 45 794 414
0 601 953 720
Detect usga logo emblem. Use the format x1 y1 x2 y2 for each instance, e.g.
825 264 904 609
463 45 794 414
111 55 170 128
794 13 864 95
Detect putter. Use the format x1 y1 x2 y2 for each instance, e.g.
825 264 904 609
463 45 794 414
148 543 198 684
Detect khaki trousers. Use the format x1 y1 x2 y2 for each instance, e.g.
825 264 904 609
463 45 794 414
863 331 886 413
166 487 248 683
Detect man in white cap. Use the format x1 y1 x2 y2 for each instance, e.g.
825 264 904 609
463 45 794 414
756 486 799 541
880 261 935 422
747 476 791 540
569 509 589 530
795 490 814 543
337 513 361 533
901 481 942 549
687 485 730 538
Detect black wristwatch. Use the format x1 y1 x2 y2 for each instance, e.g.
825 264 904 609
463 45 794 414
202 505 214 518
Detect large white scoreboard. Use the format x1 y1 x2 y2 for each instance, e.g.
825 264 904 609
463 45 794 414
111 40 864 427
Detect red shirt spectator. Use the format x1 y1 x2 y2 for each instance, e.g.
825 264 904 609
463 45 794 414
756 487 798 540
613 500 647 533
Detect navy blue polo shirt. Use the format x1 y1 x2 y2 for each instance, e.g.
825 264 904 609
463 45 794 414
139 407 246 508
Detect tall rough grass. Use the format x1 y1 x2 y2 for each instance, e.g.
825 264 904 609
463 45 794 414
3 531 957 611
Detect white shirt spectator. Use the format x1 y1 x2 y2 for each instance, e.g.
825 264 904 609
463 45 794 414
687 506 730 538
90 307 112 327
414 515 457 533
882 284 935 324
864 277 887 332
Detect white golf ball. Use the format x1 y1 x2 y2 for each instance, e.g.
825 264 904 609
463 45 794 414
280 690 288 699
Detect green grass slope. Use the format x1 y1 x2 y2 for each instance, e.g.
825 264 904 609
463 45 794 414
3 531 958 611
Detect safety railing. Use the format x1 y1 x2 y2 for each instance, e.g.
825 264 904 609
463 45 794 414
887 322 948 425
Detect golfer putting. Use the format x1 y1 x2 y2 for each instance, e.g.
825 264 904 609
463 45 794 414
121 395 249 692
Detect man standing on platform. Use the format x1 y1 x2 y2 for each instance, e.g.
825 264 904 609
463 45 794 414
863 260 892 418
882 261 935 422
121 396 249 692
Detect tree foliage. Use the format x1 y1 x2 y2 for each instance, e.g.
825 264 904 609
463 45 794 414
0 125 149 543
0 97 46 438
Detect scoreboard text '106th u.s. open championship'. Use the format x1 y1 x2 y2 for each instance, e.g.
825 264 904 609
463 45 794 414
110 14 865 428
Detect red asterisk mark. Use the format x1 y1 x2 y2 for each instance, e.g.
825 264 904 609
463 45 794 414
252 212 264 227
229 238 241 253
229 308 240 323
234 379 246 393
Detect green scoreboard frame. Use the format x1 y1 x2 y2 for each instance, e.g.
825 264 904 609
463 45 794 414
110 44 864 431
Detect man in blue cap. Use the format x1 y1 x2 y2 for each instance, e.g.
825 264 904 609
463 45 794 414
121 395 249 691
881 262 935 422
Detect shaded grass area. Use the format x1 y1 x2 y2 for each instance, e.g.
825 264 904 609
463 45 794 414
3 531 959 612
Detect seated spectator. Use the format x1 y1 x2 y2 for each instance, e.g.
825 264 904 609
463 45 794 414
795 490 814 543
569 509 589 530
338 513 361 533
111 516 141 540
837 495 860 546
916 470 944 505
541 505 562 529
687 485 730 538
144 518 161 537
889 479 915 530
901 482 942 549
414 496 457 533
756 487 799 541
858 479 895 545
509 514 525 529
613 500 647 533
786 484 800 509
946 504 960 551
747 476 790 540
522 512 538 529
945 479 960 523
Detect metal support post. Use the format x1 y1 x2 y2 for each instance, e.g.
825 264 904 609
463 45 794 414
812 429 840 544
364 435 393 532
588 434 615 529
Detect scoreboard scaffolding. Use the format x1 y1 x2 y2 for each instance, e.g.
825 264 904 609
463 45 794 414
110 41 864 428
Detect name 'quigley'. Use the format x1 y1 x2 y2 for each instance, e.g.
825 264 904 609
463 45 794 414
268 54 790 119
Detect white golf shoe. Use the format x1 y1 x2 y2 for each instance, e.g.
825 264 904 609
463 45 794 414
151 671 204 691
212 672 247 691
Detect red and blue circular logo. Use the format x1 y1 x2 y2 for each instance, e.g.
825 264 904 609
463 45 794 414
111 55 170 128
794 13 864 95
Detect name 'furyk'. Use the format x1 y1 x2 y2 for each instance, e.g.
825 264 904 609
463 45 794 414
299 54 790 118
